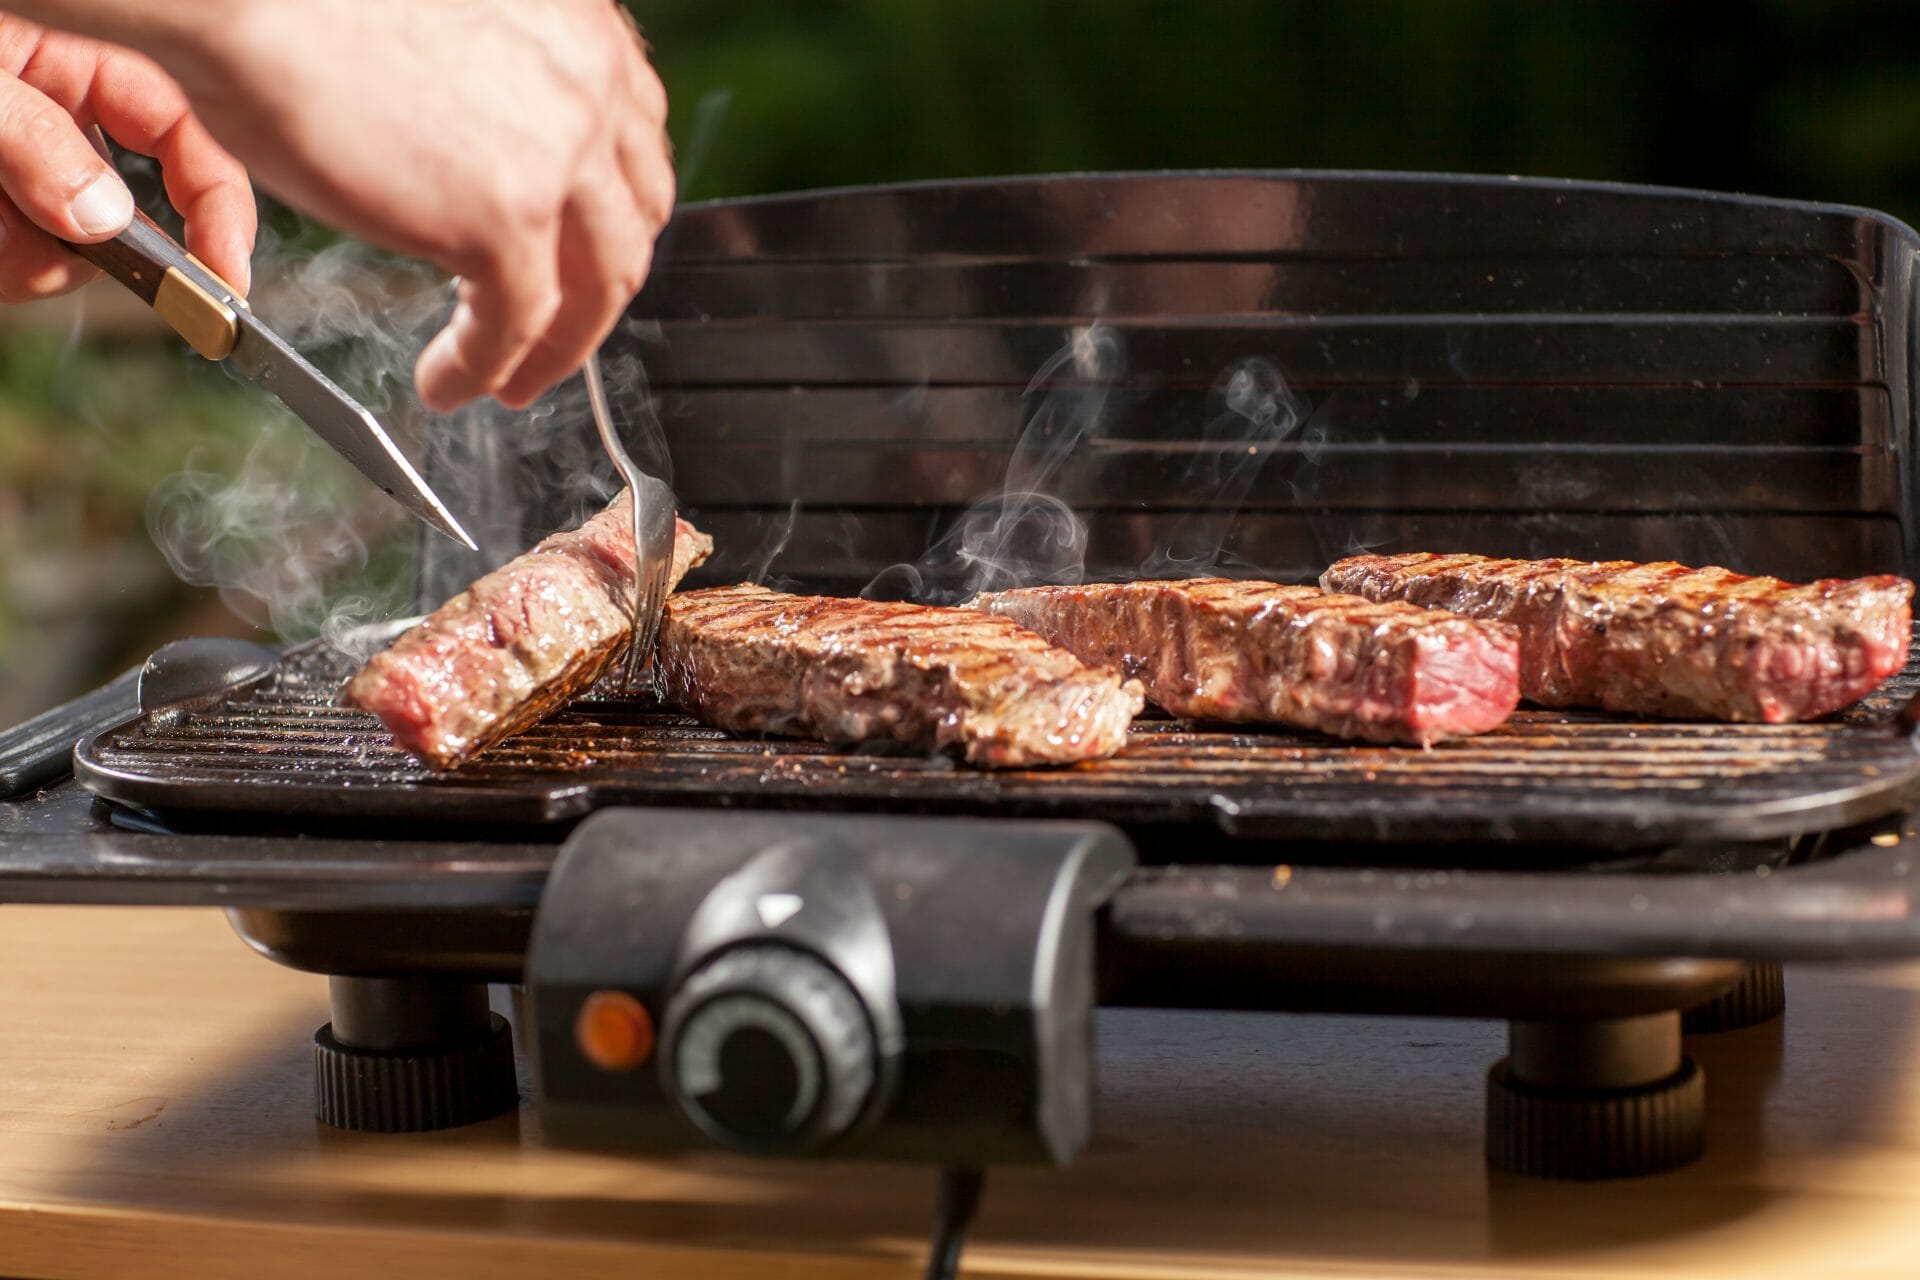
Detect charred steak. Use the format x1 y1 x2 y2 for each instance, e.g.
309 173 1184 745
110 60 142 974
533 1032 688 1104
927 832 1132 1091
345 493 713 769
970 578 1521 745
1320 553 1914 723
657 584 1146 766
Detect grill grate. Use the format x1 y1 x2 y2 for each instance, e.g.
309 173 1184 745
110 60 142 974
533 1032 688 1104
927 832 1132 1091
72 629 1920 859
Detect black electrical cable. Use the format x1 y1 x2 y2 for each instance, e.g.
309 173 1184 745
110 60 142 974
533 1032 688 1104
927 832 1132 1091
924 1166 986 1280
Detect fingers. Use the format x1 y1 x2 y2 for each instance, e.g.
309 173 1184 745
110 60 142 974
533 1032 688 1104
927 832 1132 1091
415 227 564 413
486 47 673 409
0 195 97 301
0 66 129 244
493 161 652 409
614 121 675 239
616 40 675 227
413 7 674 413
84 50 255 295
32 38 256 295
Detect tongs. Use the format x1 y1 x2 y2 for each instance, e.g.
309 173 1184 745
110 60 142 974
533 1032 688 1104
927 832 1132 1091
583 352 676 687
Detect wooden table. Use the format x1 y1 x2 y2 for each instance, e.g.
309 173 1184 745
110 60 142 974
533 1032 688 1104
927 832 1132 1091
2 906 1919 1278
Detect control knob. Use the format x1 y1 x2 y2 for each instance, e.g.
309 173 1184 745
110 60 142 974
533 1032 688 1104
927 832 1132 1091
660 945 876 1153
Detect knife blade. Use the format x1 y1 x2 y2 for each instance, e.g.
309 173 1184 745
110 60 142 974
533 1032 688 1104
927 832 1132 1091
66 209 477 551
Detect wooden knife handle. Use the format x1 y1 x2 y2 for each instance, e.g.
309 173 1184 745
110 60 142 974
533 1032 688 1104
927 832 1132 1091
68 209 243 359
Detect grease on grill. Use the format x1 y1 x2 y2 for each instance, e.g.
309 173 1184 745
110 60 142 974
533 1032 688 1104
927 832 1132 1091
72 628 1920 855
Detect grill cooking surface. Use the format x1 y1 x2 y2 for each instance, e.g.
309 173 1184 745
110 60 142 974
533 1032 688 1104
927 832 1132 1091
72 630 1920 856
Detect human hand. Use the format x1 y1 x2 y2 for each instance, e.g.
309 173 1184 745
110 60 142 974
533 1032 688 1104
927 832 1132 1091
152 0 675 413
0 18 254 303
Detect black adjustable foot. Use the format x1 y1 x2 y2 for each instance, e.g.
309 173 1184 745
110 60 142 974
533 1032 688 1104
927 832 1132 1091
314 977 519 1132
1682 961 1785 1034
1486 1011 1705 1179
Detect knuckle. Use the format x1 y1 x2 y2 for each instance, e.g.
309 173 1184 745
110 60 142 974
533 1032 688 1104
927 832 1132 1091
593 274 636 319
609 271 642 310
476 180 561 240
589 40 626 94
491 291 561 352
0 259 81 303
622 167 673 231
528 284 564 330
7 96 65 150
617 244 654 301
0 215 88 301
0 100 82 186
631 65 668 121
0 95 99 222
482 192 535 236
647 168 677 223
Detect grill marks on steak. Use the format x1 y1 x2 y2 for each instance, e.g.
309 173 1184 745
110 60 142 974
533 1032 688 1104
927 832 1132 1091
344 493 713 769
657 584 1145 766
1321 553 1915 723
971 578 1521 745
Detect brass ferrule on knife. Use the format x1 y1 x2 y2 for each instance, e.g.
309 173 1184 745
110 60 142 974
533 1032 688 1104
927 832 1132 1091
152 263 239 360
68 210 249 361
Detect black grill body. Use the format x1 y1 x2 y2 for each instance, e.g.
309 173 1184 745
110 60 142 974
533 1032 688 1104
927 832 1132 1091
13 171 1920 1180
71 626 1920 860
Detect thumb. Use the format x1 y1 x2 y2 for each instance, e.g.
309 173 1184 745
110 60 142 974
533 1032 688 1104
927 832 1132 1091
0 72 132 242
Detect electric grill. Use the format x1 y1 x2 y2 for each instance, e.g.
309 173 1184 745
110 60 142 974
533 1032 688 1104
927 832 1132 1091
7 172 1920 1256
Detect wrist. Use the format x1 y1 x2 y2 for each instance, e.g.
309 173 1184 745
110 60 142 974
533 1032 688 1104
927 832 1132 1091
124 0 260 78
5 0 259 72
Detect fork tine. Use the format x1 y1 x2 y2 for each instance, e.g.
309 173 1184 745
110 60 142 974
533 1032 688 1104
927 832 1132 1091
583 352 678 693
628 514 674 690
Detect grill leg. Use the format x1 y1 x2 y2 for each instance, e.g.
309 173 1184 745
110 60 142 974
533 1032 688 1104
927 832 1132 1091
313 976 519 1132
1486 1011 1705 1179
1682 960 1786 1034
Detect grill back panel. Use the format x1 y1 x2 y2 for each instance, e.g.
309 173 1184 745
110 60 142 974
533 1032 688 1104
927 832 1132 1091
417 172 1920 606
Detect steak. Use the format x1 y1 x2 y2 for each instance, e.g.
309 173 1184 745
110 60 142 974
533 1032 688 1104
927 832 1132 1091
656 584 1145 766
1320 553 1915 723
344 493 713 769
970 578 1521 745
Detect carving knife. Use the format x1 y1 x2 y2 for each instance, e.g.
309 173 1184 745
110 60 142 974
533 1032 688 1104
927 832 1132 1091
66 209 478 550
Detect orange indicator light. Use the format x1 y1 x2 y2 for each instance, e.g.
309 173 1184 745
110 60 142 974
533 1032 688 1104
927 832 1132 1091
575 989 655 1072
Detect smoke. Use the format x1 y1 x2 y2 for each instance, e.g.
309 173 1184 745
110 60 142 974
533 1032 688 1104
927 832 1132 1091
860 322 1328 600
146 420 402 654
862 324 1119 602
419 313 669 590
252 237 447 415
139 202 676 651
748 498 802 584
1139 356 1308 578
142 226 448 656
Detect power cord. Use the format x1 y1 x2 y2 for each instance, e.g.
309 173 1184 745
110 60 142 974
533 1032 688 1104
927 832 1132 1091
924 1166 986 1280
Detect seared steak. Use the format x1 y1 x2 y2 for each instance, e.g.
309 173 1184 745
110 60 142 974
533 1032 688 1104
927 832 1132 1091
657 584 1145 766
1321 553 1914 723
970 578 1521 745
345 493 713 769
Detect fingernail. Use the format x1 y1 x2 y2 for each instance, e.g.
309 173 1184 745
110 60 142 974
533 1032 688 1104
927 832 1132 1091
69 171 133 236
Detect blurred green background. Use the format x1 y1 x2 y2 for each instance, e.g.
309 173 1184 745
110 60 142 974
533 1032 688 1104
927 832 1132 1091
7 0 1920 722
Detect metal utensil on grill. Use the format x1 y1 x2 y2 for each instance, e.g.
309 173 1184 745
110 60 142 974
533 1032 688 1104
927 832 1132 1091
583 352 675 687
